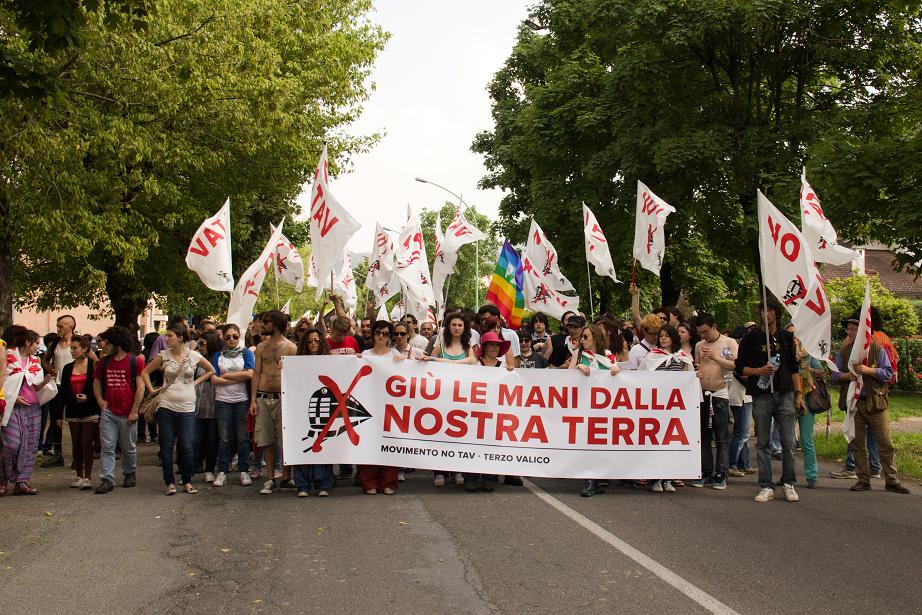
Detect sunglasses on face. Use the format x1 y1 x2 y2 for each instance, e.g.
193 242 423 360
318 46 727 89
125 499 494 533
375 331 391 337
307 338 320 344
225 334 239 340
657 315 668 322
393 332 408 337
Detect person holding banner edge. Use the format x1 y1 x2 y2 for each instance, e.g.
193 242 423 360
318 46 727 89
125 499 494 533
734 298 803 503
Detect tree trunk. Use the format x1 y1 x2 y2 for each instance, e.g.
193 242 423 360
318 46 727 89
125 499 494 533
659 261 681 307
104 270 148 338
0 241 12 331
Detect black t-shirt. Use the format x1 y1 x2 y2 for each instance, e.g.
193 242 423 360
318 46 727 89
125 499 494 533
519 352 549 369
734 328 799 396
357 336 374 352
548 333 572 368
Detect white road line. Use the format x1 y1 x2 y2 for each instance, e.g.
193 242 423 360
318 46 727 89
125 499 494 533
523 479 742 615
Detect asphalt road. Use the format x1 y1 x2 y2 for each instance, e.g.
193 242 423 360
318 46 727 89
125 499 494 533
2 443 921 615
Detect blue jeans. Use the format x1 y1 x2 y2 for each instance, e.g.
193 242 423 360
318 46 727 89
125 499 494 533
293 464 333 491
845 430 880 474
194 418 218 474
770 419 783 455
729 403 752 469
752 392 797 488
157 409 195 485
215 400 251 473
99 410 137 483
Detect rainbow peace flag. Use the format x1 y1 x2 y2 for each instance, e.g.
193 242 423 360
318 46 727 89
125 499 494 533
486 240 525 329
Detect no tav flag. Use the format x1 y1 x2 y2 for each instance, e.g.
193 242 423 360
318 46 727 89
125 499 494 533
185 198 233 292
633 181 675 276
309 144 361 299
800 170 855 266
525 219 575 292
583 203 619 283
757 191 831 362
843 281 872 442
226 219 286 331
271 224 305 293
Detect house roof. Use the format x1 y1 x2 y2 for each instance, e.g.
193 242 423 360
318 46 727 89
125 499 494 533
823 249 922 299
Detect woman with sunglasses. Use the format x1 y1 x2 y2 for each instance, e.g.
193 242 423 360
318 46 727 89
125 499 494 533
211 324 255 487
358 321 403 495
566 324 621 497
292 327 334 497
392 322 426 360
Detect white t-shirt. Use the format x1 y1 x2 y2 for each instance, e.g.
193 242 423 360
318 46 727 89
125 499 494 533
53 341 74 385
408 334 429 352
157 349 204 413
627 339 655 370
214 352 249 403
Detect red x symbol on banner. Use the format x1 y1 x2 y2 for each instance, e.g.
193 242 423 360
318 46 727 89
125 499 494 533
310 364 373 452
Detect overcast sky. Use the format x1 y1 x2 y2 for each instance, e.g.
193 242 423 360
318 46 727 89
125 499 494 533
297 1 532 252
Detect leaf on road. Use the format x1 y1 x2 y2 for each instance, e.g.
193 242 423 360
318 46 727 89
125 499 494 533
220 548 230 553
397 521 409 525
44 511 53 517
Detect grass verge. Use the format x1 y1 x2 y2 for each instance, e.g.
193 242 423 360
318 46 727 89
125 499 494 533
828 388 922 421
814 432 922 480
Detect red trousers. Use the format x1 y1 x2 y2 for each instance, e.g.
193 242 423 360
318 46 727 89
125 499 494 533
358 465 399 491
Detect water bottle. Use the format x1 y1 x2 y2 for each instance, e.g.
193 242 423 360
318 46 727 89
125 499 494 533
757 354 781 390
721 346 734 384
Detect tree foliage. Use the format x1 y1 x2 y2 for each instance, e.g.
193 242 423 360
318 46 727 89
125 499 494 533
473 0 922 314
0 0 386 328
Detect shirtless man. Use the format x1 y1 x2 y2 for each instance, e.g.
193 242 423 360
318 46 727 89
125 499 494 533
249 310 297 495
695 312 738 490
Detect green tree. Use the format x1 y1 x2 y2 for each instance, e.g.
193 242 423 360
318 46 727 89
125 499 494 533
473 0 922 313
419 201 500 315
0 0 386 329
825 275 920 339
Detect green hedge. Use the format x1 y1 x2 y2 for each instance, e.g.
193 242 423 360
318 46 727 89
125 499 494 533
895 338 922 391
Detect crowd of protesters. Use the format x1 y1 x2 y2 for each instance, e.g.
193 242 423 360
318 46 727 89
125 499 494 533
0 288 910 500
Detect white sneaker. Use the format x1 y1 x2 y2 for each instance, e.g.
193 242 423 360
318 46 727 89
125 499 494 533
433 474 446 487
754 487 775 502
71 477 84 488
205 472 215 483
783 483 799 502
259 480 275 495
651 480 664 492
453 473 465 486
240 472 252 486
398 470 406 482
212 472 226 487
663 480 676 493
81 477 92 490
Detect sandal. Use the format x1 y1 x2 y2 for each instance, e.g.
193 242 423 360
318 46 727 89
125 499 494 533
183 484 198 494
166 485 177 496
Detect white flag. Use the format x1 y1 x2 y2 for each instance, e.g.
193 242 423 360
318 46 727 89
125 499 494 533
390 295 406 321
583 204 619 283
395 207 435 306
433 206 487 306
633 181 676 276
525 219 575 292
401 282 431 324
843 281 872 442
757 191 832 361
334 249 358 310
271 224 305 293
309 144 361 298
366 224 400 306
281 299 291 315
376 304 388 322
800 170 854 266
521 254 580 321
226 219 286 331
185 198 233 291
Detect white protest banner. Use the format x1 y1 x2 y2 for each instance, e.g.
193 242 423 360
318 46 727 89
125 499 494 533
583 203 619 282
521 254 579 321
226 219 286 330
633 181 676 276
800 170 854 266
843 281 872 442
281 356 701 479
271 224 305 293
365 223 400 306
310 144 361 298
525 219 575 292
757 191 832 361
185 198 233 291
395 207 435 305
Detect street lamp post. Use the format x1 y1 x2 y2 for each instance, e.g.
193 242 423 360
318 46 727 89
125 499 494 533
414 177 482 308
